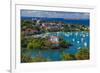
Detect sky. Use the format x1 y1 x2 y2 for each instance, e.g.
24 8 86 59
21 10 89 19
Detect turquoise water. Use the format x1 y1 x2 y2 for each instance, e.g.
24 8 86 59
25 32 89 61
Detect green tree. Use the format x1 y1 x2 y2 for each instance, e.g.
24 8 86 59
32 57 48 62
59 39 71 48
21 32 28 48
21 54 33 63
27 42 34 50
41 40 52 49
62 53 76 60
27 40 40 49
75 48 89 60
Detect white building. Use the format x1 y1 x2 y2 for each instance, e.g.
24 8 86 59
49 36 59 44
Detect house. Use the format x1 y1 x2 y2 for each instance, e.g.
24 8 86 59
24 28 39 35
49 36 59 44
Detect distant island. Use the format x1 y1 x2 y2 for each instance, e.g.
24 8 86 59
21 17 89 35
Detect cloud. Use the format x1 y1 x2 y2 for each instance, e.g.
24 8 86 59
21 10 89 19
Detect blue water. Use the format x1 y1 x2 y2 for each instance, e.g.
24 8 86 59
21 17 89 26
26 32 89 61
21 16 90 61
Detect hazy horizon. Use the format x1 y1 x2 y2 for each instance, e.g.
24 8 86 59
21 10 90 20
